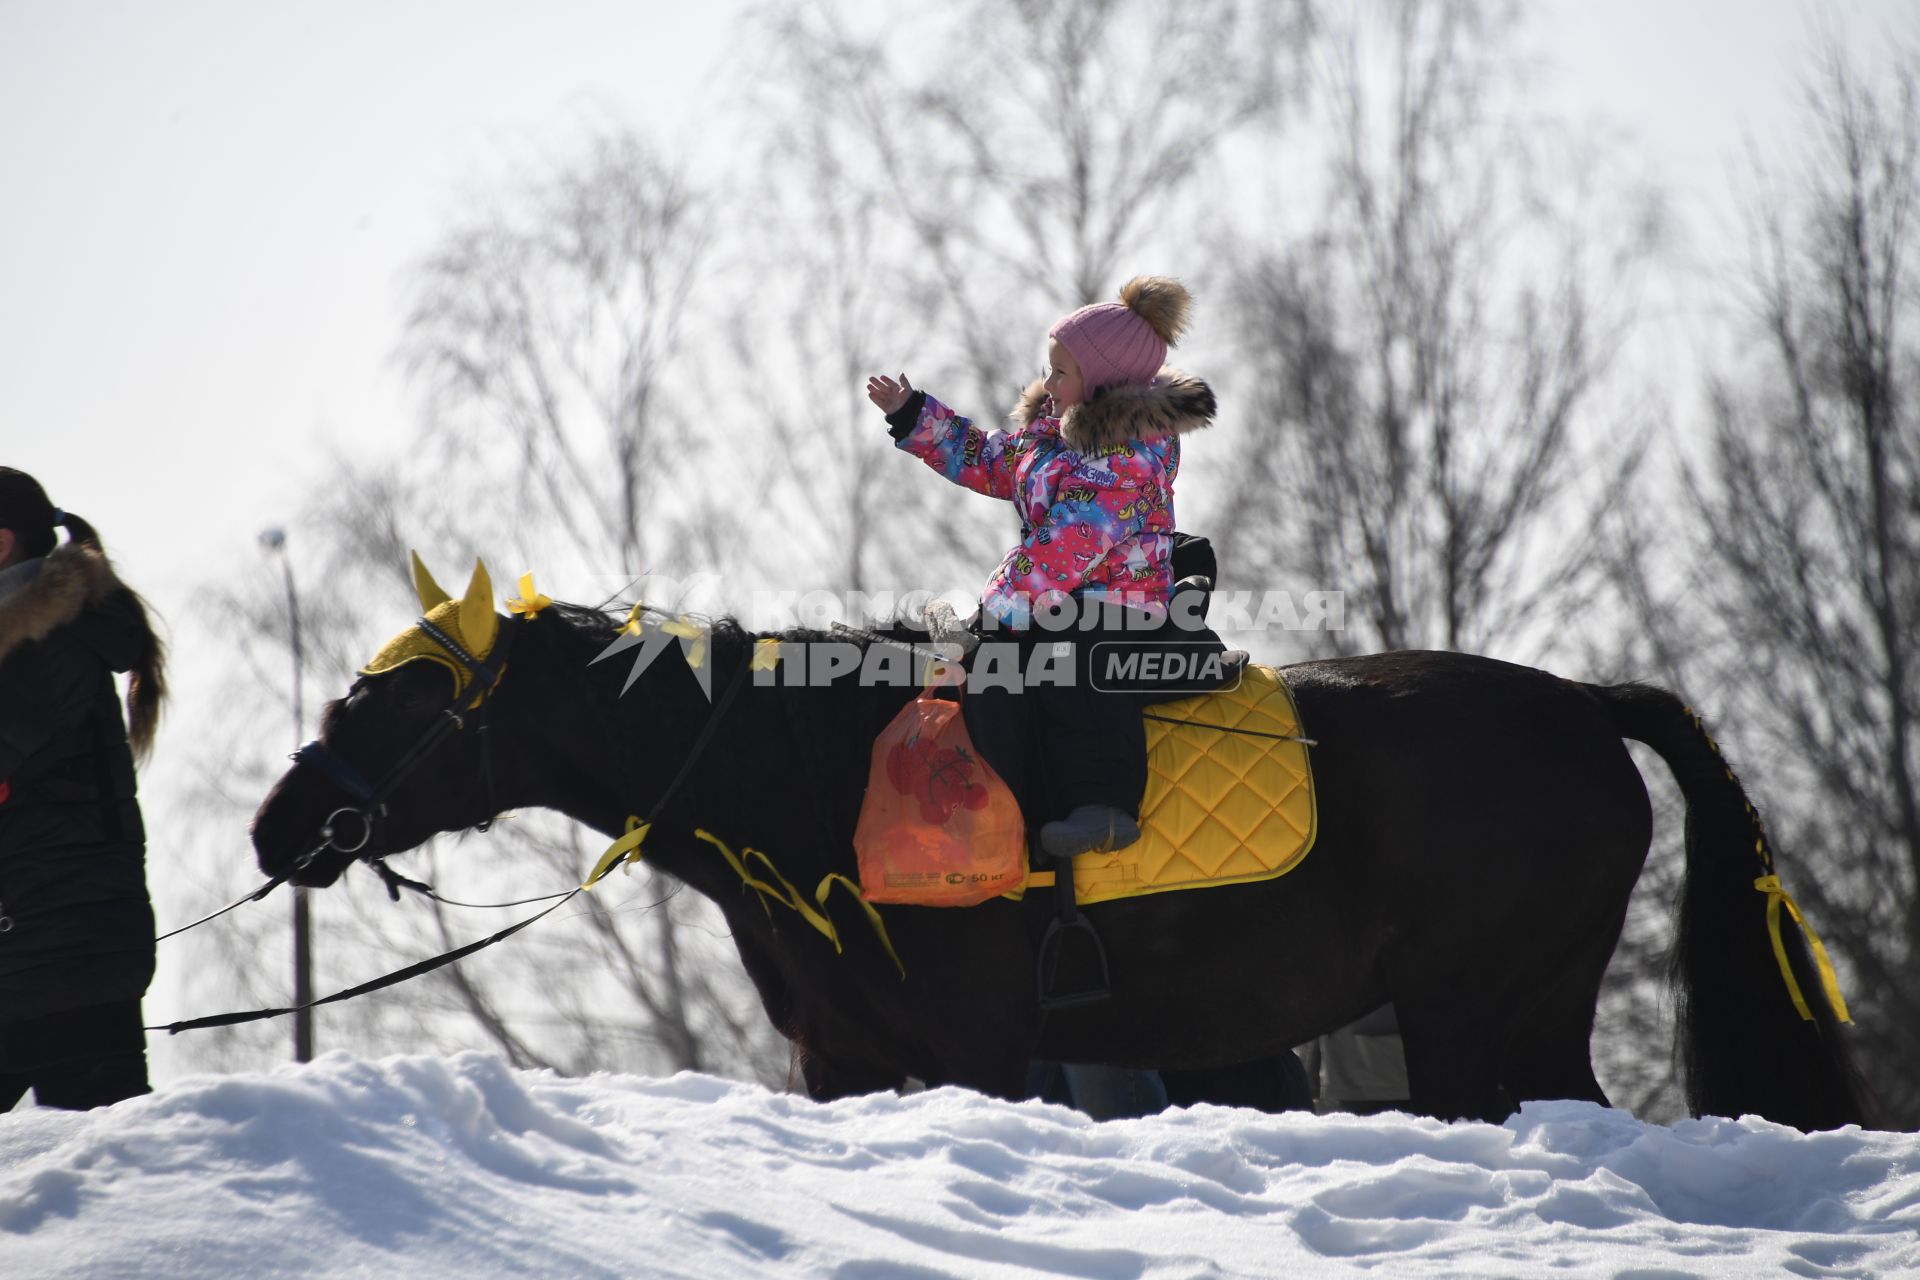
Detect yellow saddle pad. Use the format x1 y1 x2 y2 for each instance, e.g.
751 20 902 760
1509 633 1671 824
1018 663 1317 906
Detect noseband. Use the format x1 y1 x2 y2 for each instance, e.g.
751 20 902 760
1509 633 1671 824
286 615 517 878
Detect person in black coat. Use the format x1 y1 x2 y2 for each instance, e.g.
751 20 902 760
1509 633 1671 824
0 467 166 1111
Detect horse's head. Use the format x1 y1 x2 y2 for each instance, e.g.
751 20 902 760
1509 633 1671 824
252 554 523 887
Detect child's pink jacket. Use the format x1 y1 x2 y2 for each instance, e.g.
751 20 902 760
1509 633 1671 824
892 371 1215 625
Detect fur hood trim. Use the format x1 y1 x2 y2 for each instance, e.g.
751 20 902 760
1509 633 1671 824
1012 367 1216 453
0 543 125 667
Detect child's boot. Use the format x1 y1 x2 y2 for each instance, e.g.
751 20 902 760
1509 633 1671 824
1040 804 1141 858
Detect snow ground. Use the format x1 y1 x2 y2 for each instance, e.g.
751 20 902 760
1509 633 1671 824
2 1052 1916 1278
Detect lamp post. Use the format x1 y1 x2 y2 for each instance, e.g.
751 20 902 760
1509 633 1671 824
260 527 314 1063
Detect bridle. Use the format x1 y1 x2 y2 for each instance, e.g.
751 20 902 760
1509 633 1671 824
274 613 518 891
153 618 857 1034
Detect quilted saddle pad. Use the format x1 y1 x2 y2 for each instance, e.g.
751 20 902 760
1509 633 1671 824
1017 663 1317 906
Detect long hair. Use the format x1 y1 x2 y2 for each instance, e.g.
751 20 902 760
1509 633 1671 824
60 511 168 761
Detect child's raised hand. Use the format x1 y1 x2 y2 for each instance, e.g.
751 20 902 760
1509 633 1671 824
866 373 914 416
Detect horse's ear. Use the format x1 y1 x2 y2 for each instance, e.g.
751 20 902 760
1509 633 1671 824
411 551 451 611
460 558 499 655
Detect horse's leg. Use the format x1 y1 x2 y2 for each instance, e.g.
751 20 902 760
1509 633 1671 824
1393 992 1512 1123
1395 895 1636 1120
1497 935 1617 1108
1394 866 1631 1117
1499 978 1610 1107
1374 894 1523 1121
914 998 1043 1101
919 1058 1037 1103
798 1047 908 1102
1490 813 1643 1110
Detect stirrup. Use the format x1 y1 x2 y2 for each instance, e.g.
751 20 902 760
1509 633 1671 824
1037 853 1111 1010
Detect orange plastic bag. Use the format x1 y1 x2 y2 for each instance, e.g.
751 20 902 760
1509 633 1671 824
853 689 1026 906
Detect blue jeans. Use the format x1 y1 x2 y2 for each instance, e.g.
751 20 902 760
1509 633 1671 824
1028 1061 1169 1120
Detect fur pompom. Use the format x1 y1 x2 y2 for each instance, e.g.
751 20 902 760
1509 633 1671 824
1119 275 1192 345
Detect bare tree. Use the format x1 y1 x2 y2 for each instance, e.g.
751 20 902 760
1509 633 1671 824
727 68 951 599
403 129 725 575
1203 0 1676 1112
160 134 792 1087
384 133 781 1077
720 0 1298 623
1623 37 1920 1125
755 0 1297 415
1214 0 1660 664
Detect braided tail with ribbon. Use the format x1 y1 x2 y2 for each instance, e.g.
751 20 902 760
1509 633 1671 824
1593 680 1865 1129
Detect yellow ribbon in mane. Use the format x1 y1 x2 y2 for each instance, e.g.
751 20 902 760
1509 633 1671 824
618 604 720 671
659 615 706 668
507 572 552 620
1753 874 1852 1023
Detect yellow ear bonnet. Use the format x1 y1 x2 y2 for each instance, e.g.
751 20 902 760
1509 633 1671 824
411 550 452 610
361 555 503 696
458 558 499 658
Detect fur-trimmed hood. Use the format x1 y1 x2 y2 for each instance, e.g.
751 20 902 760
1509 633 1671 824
1013 367 1216 454
0 543 143 671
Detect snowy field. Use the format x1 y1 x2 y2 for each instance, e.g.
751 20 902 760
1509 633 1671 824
2 1052 1916 1279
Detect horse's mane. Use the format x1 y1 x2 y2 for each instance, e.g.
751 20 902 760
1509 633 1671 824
527 600 918 854
535 599 905 658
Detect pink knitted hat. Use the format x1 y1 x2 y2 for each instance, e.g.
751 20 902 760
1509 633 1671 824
1049 275 1193 395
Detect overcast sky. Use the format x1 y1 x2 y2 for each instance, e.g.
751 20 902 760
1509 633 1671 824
2 1 740 597
4 0 1911 607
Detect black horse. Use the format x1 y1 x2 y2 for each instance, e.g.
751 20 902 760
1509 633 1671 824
251 566 1867 1130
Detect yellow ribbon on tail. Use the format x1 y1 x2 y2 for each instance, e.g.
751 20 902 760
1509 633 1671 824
1753 874 1853 1023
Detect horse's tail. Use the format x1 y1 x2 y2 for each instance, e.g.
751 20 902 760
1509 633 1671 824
1589 681 1869 1130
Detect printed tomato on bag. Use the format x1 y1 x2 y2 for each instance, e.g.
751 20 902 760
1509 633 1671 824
853 690 1025 906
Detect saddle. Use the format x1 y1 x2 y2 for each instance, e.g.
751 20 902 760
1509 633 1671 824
866 530 1317 1009
1014 662 1317 906
851 658 1314 894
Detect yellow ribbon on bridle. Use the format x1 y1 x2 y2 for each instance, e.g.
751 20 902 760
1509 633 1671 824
578 817 901 978
696 829 903 978
1753 874 1852 1023
582 817 652 889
